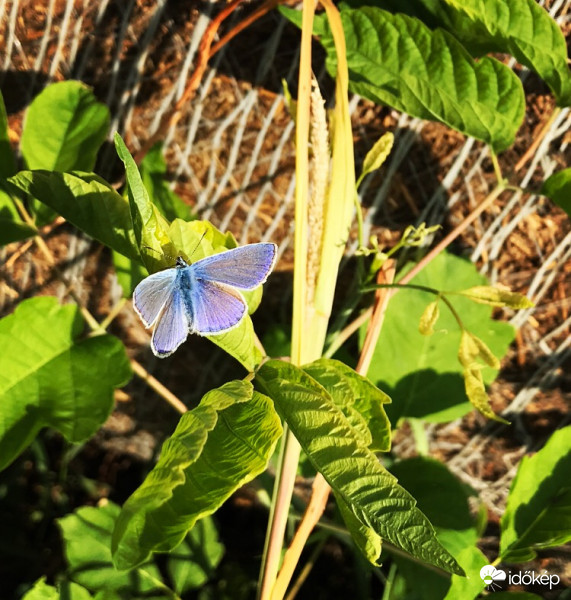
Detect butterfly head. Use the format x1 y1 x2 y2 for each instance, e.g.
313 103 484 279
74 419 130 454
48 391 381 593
175 256 189 268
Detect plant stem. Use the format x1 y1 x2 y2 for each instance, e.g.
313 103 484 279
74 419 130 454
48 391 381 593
257 2 316 598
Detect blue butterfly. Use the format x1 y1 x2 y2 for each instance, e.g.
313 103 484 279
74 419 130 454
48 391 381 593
133 242 277 357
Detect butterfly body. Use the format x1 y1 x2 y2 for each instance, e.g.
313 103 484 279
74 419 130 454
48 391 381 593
133 242 277 357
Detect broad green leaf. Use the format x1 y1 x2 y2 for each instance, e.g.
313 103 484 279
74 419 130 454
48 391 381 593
58 502 162 594
166 516 224 594
21 81 109 171
303 358 391 452
457 285 533 309
0 297 132 471
419 300 440 336
335 492 382 565
424 0 571 106
168 219 264 371
359 132 394 181
140 143 195 222
8 170 140 260
0 90 15 178
22 579 59 600
112 380 282 570
114 133 176 272
256 360 463 575
284 6 525 151
541 168 571 219
500 426 571 562
392 545 486 600
390 457 479 555
23 579 94 600
364 251 514 423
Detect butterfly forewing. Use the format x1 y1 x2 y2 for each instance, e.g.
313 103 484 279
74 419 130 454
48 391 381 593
191 243 277 290
133 268 178 328
189 278 247 334
151 288 190 357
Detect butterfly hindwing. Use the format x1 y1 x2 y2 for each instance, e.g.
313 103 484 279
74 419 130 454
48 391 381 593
133 268 178 328
191 242 277 290
189 278 248 334
151 287 190 357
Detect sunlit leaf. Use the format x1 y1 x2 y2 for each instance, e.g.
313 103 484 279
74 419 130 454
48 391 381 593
114 133 176 272
462 366 508 424
256 360 463 575
0 297 132 471
303 358 391 452
9 170 140 260
360 132 394 180
112 380 282 570
283 6 525 151
21 81 109 171
419 300 440 336
500 426 571 562
457 285 534 309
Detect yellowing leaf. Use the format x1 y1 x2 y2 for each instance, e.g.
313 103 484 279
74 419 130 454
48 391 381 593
458 285 533 309
360 132 394 180
462 367 509 424
418 300 440 336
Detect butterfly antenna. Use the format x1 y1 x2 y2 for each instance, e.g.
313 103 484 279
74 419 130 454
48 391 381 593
189 231 208 259
141 245 177 263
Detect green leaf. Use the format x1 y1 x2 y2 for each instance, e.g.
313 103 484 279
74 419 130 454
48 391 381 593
112 380 282 570
0 90 16 178
114 133 176 272
310 7 525 151
462 366 509 424
168 219 264 371
426 0 571 106
541 168 571 218
58 502 162 594
360 132 394 180
419 300 440 336
392 545 487 600
0 93 35 245
333 0 571 106
457 285 534 309
256 360 463 575
166 516 224 594
8 170 140 260
0 297 132 471
303 358 391 452
500 426 571 562
22 579 59 600
364 251 514 423
335 492 382 565
21 81 109 171
390 456 479 555
140 143 195 222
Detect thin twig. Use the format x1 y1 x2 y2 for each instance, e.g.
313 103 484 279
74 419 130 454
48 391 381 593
130 360 188 414
514 107 561 172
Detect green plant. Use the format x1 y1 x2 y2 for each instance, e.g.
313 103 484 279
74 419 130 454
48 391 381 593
1 1 570 599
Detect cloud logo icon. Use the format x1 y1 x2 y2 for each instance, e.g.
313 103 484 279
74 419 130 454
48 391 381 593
480 564 507 589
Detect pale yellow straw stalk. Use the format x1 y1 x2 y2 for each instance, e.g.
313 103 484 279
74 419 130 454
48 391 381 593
307 76 330 304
